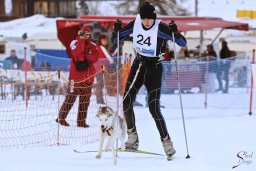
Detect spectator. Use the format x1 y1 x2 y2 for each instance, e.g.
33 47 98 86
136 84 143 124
205 44 218 72
204 44 218 92
206 44 217 57
5 49 22 69
217 40 236 93
56 25 99 128
40 61 52 71
94 34 114 104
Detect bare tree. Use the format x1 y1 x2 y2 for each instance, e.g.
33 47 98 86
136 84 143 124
78 0 89 16
116 0 191 16
77 0 104 16
87 1 102 15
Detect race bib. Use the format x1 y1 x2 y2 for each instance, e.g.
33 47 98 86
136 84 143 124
133 14 160 57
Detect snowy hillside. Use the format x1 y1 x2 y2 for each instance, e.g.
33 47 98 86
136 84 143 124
0 15 59 38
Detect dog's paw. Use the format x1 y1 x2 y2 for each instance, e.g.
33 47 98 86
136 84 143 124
121 144 125 151
95 154 102 159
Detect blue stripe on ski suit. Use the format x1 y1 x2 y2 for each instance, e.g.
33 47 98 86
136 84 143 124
158 31 186 47
114 28 133 45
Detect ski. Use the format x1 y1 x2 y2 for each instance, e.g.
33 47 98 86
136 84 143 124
73 148 164 156
116 148 164 156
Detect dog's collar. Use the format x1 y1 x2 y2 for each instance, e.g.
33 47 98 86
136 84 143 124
101 126 113 136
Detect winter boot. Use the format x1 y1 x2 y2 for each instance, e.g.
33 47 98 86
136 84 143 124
125 127 139 151
161 135 176 161
77 120 90 128
55 118 70 126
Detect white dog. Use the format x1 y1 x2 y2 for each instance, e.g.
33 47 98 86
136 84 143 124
95 106 127 165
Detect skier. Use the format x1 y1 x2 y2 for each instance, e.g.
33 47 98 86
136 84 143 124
111 2 187 160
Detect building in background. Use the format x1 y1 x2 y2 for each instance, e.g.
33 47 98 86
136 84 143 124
0 0 77 21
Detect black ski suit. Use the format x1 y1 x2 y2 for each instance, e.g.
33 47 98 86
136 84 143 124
111 19 187 139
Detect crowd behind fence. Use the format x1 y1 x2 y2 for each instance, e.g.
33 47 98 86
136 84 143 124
0 52 255 149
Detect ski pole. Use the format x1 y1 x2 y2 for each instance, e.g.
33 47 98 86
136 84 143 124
171 24 190 159
115 19 123 162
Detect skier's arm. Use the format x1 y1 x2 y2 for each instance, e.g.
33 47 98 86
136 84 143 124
158 22 187 47
111 20 135 45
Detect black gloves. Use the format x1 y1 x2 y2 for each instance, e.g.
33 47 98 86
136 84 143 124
168 21 187 47
169 20 178 33
114 19 122 32
112 19 122 44
74 59 90 71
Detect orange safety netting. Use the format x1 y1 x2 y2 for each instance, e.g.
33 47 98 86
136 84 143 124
0 61 131 149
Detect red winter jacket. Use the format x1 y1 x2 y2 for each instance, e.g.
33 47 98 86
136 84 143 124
69 37 99 82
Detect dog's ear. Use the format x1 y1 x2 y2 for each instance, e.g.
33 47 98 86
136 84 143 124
96 106 102 117
107 107 115 114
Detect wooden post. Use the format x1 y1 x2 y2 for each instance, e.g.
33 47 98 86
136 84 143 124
249 49 255 115
24 47 28 108
204 56 209 109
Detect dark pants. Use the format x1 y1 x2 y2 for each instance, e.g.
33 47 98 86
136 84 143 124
216 61 231 93
95 73 105 104
58 80 92 123
123 58 169 138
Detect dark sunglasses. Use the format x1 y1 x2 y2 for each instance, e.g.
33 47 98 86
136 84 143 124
79 32 91 36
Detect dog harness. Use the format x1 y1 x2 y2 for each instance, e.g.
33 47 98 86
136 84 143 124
101 126 113 136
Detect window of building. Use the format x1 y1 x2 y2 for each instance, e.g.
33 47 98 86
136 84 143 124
0 44 6 54
34 1 48 16
59 1 76 17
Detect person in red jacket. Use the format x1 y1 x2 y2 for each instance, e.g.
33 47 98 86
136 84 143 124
97 34 114 64
94 34 114 104
56 25 99 128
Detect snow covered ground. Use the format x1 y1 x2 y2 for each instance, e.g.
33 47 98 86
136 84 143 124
1 92 255 171
0 112 255 171
0 1 255 170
